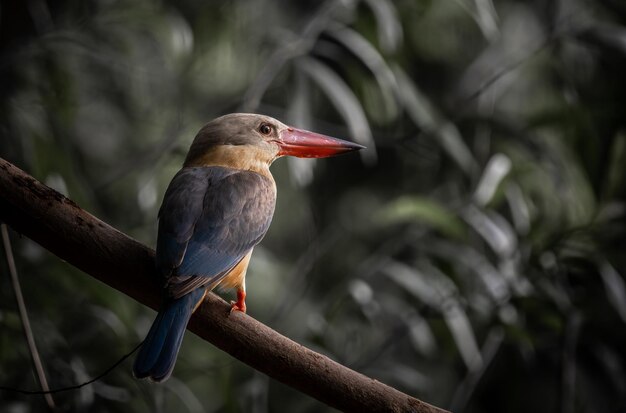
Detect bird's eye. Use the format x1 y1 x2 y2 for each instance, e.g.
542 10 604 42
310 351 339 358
259 123 273 135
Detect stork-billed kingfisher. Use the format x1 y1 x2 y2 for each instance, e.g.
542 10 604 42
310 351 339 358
133 113 363 382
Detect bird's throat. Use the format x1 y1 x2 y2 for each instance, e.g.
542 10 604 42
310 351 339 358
184 145 274 178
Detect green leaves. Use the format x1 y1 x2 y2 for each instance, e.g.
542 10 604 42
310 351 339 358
377 196 466 239
298 57 376 161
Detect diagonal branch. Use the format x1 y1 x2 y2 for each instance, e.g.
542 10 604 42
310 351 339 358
0 157 448 413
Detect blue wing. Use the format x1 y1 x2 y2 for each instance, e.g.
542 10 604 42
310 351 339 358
155 166 276 298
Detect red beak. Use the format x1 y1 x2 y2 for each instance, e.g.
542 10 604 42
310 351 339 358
277 127 365 158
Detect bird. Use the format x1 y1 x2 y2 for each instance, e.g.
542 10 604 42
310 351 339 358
133 113 364 382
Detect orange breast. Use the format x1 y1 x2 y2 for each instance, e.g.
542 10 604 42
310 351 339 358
218 251 252 290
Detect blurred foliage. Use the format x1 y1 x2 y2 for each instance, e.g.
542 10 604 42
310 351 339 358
1 0 626 412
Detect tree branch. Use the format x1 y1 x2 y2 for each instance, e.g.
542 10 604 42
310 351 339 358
0 157 449 413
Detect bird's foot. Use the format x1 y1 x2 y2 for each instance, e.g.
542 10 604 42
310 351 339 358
230 289 247 314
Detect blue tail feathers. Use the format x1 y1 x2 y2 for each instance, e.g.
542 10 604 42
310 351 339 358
133 288 206 382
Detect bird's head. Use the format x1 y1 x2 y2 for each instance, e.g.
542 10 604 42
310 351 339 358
183 113 364 172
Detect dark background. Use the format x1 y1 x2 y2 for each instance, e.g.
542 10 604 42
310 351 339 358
1 0 625 412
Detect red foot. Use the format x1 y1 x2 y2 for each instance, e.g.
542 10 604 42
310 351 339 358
230 289 247 314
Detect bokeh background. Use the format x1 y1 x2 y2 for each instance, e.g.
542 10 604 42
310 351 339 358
1 0 626 412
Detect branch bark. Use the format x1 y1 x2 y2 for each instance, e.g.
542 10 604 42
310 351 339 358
0 157 449 413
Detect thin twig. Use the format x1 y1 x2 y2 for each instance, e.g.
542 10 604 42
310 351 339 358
0 341 143 395
457 36 554 107
1 224 56 409
448 327 505 412
456 3 590 111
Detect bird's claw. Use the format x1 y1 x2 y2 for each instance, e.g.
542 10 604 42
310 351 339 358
229 289 247 314
229 301 246 313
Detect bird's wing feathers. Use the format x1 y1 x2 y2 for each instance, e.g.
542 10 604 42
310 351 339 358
156 166 276 298
156 168 210 273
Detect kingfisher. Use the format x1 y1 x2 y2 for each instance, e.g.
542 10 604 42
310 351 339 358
133 113 363 382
